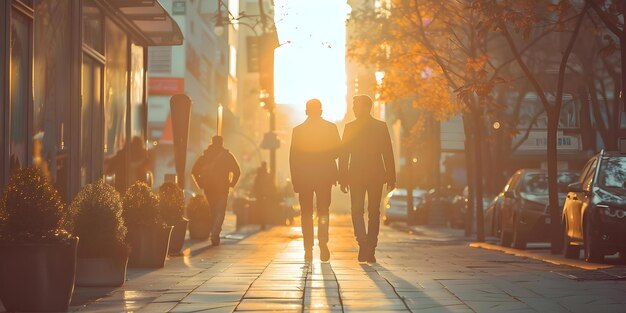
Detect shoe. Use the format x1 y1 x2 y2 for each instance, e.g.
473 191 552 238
211 238 220 246
366 247 376 263
358 245 368 262
304 249 313 261
320 244 330 262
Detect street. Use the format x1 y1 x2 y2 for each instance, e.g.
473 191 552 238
48 215 626 313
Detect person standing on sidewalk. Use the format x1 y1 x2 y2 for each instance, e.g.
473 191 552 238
192 135 241 246
290 99 341 261
339 95 396 263
254 161 275 229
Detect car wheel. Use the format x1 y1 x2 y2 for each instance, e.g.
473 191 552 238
563 220 580 259
583 220 603 263
512 215 527 250
500 213 512 247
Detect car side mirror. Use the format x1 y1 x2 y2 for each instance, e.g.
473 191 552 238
504 190 515 198
568 182 583 193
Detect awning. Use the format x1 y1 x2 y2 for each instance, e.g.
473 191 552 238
107 0 183 46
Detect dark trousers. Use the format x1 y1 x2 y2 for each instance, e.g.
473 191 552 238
299 184 331 250
206 192 228 241
350 181 384 248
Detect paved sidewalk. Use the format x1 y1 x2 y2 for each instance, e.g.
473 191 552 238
5 214 626 312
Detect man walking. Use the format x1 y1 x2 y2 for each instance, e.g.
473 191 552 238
339 95 396 263
290 99 341 261
192 135 241 246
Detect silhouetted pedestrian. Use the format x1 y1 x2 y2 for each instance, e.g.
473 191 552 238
192 135 241 246
105 136 154 193
290 99 341 262
254 161 274 230
339 95 396 263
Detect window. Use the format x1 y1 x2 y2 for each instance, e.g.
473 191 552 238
81 57 103 187
148 47 172 73
582 159 598 191
104 19 127 159
34 0 71 199
9 9 32 174
83 0 103 53
130 43 145 139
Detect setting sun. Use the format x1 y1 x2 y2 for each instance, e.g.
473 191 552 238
273 0 351 122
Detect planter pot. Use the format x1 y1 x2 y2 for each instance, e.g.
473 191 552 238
127 225 173 268
188 217 211 240
168 218 189 255
75 255 128 287
0 237 78 312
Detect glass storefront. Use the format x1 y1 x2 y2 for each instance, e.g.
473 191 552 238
34 0 71 199
130 43 145 139
104 19 127 159
1 0 181 197
9 9 31 174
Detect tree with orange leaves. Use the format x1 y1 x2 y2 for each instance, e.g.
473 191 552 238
348 0 517 241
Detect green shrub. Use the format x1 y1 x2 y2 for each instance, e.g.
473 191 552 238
122 181 162 227
70 180 128 257
158 182 185 226
187 194 210 221
0 167 71 242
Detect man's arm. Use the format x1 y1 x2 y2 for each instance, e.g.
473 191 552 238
289 129 300 192
330 123 341 160
338 125 351 192
381 123 396 191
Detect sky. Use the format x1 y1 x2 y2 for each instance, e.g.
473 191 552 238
273 0 351 122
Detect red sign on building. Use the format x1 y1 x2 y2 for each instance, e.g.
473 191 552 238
148 77 185 95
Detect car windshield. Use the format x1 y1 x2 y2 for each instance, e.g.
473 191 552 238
598 156 626 189
522 172 579 194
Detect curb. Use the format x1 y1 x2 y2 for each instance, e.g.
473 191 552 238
470 242 613 270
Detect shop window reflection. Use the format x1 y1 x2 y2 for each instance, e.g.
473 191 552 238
34 0 71 200
9 10 31 175
103 19 128 189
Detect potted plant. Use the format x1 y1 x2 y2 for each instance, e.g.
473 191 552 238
158 182 188 255
187 194 212 240
0 167 78 312
70 180 129 287
123 182 173 268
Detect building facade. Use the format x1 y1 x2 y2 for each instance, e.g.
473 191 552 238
147 0 242 190
1 0 182 199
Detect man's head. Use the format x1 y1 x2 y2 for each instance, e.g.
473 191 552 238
211 135 224 147
352 95 373 118
305 98 323 118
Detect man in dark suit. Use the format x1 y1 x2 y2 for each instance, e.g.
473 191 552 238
339 95 396 263
290 99 341 261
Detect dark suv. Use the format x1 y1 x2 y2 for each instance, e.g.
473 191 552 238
499 169 578 249
563 151 626 262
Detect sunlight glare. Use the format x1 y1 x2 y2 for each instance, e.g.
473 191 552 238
274 0 351 122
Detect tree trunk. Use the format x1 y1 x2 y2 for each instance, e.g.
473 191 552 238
547 109 563 254
578 88 597 151
462 113 475 237
405 148 415 226
621 34 626 114
473 110 485 242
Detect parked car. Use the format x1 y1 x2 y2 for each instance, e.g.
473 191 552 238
498 169 579 249
563 151 626 262
383 188 426 225
453 186 494 230
484 194 504 236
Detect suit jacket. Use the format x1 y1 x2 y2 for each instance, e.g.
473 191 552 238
290 117 341 190
339 116 396 186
